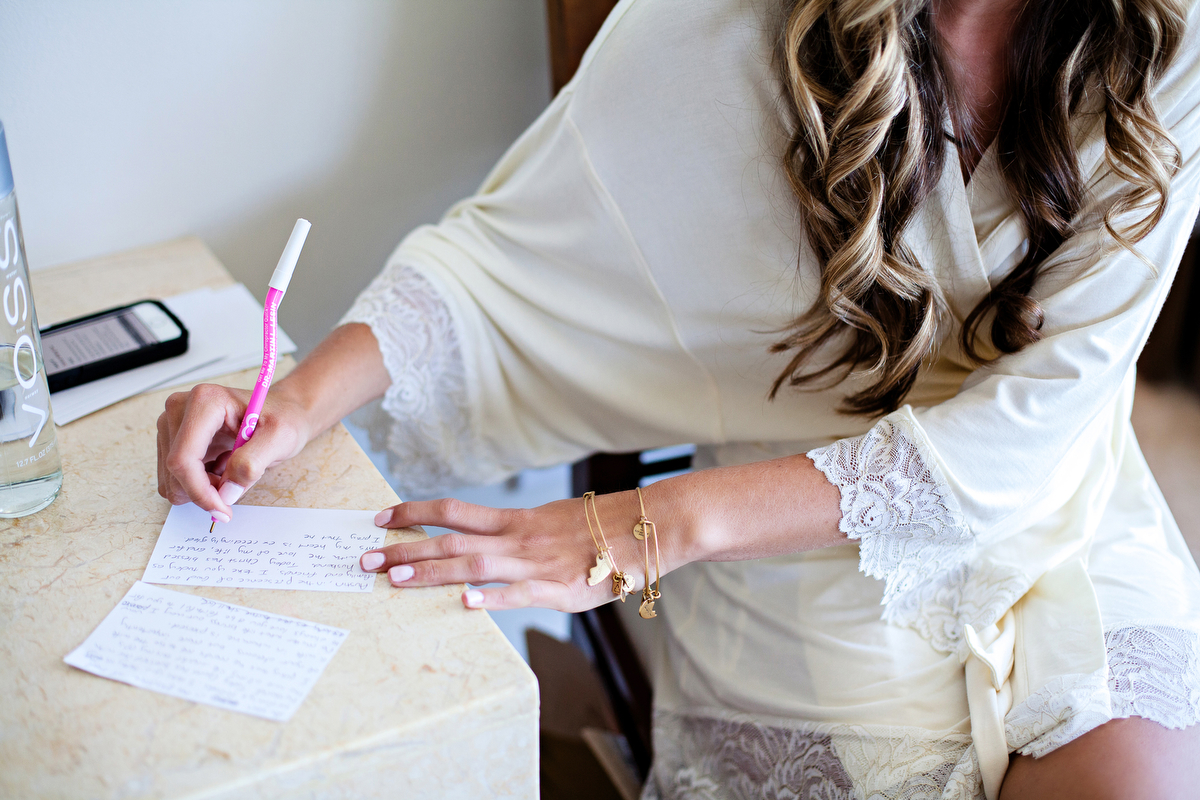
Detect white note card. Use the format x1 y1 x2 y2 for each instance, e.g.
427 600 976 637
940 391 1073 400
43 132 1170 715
144 503 386 592
64 582 348 722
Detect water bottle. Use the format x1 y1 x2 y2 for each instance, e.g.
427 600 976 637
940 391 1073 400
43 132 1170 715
0 120 62 517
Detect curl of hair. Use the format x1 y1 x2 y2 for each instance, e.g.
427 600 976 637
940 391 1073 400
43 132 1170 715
771 0 1186 417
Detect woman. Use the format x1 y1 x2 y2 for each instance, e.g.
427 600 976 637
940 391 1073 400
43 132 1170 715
158 0 1200 796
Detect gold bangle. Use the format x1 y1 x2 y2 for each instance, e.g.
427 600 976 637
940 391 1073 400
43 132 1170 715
634 486 661 619
583 491 634 601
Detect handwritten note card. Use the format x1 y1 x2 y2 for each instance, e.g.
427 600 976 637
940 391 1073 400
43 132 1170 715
143 503 386 592
64 582 347 721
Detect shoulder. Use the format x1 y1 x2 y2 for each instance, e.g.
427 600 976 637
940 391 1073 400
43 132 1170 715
1153 0 1200 134
567 0 781 99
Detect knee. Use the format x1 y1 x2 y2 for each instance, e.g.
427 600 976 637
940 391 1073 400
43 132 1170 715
999 717 1200 800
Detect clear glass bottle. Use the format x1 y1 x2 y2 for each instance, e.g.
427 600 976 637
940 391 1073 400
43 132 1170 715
0 120 62 517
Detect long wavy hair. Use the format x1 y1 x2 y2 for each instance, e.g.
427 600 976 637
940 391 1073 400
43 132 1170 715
769 0 1187 416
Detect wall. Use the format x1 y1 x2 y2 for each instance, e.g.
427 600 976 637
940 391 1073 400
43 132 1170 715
0 0 552 354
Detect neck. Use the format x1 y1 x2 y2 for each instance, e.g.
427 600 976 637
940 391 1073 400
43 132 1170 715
935 0 1026 29
933 0 1027 176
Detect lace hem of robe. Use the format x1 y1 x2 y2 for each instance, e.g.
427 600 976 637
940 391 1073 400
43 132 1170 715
1007 623 1200 757
643 708 981 800
644 625 1199 798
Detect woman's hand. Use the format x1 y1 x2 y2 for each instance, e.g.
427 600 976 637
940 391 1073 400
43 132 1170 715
359 454 846 611
360 491 683 612
157 383 313 520
156 322 392 520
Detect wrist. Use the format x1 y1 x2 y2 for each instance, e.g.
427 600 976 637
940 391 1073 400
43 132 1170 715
640 476 711 569
270 377 320 446
271 322 391 443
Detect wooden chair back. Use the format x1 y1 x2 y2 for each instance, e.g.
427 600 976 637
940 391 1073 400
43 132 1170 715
546 0 620 94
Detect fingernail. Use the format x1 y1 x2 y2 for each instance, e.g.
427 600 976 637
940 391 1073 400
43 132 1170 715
361 552 385 571
463 590 484 608
389 564 414 583
218 482 246 506
374 509 391 527
210 511 231 524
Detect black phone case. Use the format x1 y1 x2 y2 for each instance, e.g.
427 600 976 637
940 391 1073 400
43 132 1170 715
41 300 189 393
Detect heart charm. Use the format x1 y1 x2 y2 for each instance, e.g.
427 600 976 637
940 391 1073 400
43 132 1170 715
587 551 613 586
639 587 660 618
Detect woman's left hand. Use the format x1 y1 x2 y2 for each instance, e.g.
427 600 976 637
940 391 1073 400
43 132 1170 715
359 492 678 611
359 454 845 611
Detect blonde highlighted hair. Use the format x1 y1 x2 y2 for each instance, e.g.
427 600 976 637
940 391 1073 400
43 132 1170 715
770 0 1187 416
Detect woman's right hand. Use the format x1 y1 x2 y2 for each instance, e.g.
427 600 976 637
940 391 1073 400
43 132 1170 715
156 322 392 520
156 381 313 521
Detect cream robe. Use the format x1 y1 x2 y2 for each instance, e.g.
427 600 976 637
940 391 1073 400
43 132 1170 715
342 0 1200 796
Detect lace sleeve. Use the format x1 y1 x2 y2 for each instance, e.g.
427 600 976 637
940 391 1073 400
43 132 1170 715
807 413 1029 655
808 415 973 606
339 261 507 498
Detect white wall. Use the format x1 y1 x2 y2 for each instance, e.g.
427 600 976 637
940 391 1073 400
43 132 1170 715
0 0 552 354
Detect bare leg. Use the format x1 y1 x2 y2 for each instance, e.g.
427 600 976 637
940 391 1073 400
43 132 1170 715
1000 717 1200 800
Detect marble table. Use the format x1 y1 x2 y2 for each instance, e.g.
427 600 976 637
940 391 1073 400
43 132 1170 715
0 238 538 799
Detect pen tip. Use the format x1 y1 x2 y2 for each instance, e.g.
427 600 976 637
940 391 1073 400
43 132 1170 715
209 520 216 533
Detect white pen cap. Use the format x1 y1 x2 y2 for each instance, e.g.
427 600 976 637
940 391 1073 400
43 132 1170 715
268 218 311 293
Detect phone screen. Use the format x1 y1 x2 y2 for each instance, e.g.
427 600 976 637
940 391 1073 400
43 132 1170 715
42 304 178 376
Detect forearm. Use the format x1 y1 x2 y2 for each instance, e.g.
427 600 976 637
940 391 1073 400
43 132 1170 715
591 453 846 576
273 322 392 441
363 451 847 611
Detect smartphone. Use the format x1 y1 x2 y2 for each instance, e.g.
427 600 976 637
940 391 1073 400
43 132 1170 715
41 300 188 393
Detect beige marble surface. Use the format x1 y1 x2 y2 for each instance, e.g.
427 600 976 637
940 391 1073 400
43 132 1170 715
0 238 538 799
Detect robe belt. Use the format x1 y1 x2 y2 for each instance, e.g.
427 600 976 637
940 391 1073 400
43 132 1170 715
962 610 1016 800
958 558 1107 800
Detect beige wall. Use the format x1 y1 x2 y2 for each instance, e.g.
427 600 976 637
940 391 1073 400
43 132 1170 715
0 0 551 353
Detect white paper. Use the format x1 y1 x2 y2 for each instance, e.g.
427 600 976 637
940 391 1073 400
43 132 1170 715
64 581 347 722
143 503 386 592
49 284 297 425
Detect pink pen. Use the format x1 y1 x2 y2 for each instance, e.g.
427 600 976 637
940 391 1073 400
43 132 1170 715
209 218 311 531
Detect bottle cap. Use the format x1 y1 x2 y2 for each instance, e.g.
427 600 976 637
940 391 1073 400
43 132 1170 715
0 121 12 200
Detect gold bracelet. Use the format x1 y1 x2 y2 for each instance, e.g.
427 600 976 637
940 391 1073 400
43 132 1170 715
583 491 634 601
633 486 661 619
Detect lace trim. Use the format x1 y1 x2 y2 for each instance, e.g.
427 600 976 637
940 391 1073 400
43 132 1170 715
340 262 500 497
1004 670 1111 757
643 709 982 800
808 416 972 606
1005 624 1200 757
888 561 1030 658
808 416 1029 655
1107 624 1200 730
